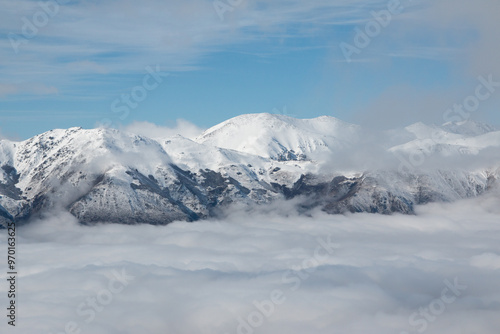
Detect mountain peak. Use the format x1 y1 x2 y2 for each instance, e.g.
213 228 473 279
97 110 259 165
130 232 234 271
195 113 358 161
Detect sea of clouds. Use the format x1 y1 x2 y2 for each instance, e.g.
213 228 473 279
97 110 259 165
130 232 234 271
1 191 500 334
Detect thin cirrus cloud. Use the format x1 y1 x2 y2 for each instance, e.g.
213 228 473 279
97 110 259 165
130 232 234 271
2 0 499 133
1 0 481 99
0 83 58 97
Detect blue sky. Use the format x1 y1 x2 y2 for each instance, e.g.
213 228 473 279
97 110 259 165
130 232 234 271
1 0 499 139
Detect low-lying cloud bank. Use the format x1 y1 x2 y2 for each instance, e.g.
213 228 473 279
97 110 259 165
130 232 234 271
1 192 500 334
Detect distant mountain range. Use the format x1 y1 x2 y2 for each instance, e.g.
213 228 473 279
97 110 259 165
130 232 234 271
1 114 499 226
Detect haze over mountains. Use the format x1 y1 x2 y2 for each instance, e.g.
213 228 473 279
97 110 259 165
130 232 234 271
1 113 499 226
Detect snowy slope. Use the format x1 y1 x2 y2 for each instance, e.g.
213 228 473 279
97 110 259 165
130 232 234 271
195 113 360 161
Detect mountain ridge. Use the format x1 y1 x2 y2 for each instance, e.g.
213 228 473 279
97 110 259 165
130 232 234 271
1 114 499 226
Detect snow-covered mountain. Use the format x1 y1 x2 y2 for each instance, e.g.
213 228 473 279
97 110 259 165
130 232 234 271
1 114 499 226
195 113 359 161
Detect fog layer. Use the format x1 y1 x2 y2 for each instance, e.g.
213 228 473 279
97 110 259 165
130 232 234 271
1 193 500 334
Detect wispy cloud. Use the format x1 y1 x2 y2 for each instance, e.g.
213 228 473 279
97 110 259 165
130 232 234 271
1 0 498 136
122 120 205 140
0 0 445 99
0 82 58 97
